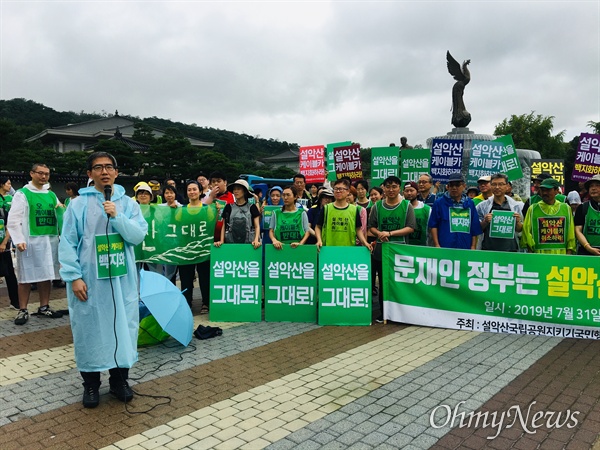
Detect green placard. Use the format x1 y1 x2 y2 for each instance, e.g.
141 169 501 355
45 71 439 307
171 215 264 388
264 245 318 322
495 134 524 181
400 148 430 184
95 233 127 279
0 219 4 241
135 204 217 265
383 243 600 338
489 210 516 239
326 141 352 182
372 147 400 186
209 244 262 322
318 246 372 326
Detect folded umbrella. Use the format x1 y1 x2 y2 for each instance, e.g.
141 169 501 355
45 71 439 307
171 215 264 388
139 270 193 346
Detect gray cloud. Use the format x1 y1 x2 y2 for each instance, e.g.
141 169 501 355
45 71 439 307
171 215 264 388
2 1 598 150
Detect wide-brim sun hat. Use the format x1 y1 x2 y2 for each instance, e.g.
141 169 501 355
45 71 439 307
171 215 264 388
319 187 334 199
227 179 252 195
584 174 600 191
135 182 154 199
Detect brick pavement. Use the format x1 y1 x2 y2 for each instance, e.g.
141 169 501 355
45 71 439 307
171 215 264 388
1 286 600 449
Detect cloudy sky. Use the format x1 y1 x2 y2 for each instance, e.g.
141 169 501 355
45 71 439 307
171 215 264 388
1 1 598 149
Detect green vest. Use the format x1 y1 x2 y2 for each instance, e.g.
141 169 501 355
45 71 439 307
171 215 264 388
530 202 571 250
273 209 304 243
20 187 59 236
375 199 409 244
322 203 357 247
408 204 430 246
584 204 600 247
0 194 12 212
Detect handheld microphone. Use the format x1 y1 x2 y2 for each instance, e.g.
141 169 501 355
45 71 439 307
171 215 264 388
104 185 112 218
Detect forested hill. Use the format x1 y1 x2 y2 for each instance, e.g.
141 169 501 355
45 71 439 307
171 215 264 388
0 98 299 162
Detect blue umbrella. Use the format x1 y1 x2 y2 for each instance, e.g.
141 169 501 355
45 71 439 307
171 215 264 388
139 270 193 346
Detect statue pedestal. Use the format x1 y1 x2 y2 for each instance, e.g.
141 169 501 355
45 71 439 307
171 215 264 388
447 127 474 136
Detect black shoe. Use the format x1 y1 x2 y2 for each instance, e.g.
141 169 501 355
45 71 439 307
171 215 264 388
52 280 66 288
110 381 134 402
83 385 100 408
375 316 384 324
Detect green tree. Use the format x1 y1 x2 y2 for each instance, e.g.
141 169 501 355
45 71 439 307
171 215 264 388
93 140 142 176
143 128 200 180
55 150 88 176
587 121 600 134
494 112 567 159
132 122 157 145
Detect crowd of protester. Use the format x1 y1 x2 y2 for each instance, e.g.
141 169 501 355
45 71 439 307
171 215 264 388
1 155 599 407
2 165 600 324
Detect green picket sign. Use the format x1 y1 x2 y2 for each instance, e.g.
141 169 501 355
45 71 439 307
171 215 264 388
489 210 516 239
209 244 262 322
318 246 372 326
264 245 318 323
400 148 430 184
326 141 352 182
495 134 524 181
371 147 400 187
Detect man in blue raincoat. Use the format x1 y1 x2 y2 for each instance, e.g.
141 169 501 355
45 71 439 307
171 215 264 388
59 152 148 408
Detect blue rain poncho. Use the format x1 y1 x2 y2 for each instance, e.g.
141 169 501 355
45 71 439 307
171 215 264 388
59 185 148 372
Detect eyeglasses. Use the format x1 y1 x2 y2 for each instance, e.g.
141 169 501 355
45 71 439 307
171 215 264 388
333 188 348 192
32 171 50 177
417 180 430 184
490 183 507 188
91 164 116 172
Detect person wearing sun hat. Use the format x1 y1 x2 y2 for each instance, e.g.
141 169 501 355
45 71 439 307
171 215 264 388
214 179 261 248
574 174 600 256
521 177 575 254
134 182 154 205
472 175 492 206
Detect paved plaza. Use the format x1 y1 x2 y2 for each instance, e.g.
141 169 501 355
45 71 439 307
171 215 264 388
1 284 600 449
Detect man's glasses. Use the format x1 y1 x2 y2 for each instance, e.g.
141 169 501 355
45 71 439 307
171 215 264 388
333 188 348 192
32 171 50 177
490 183 507 188
91 164 116 172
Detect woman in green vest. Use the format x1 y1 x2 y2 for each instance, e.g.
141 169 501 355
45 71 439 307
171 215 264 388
269 185 310 249
63 182 79 207
0 177 13 212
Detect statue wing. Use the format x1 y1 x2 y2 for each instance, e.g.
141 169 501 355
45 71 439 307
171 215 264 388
446 51 466 82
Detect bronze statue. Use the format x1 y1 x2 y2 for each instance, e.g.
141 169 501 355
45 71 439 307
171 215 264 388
446 51 471 128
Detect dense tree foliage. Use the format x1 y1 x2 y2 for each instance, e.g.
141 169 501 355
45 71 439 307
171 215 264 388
494 112 568 159
0 99 299 180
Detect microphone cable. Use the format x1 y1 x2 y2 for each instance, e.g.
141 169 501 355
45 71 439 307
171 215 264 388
104 189 172 414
